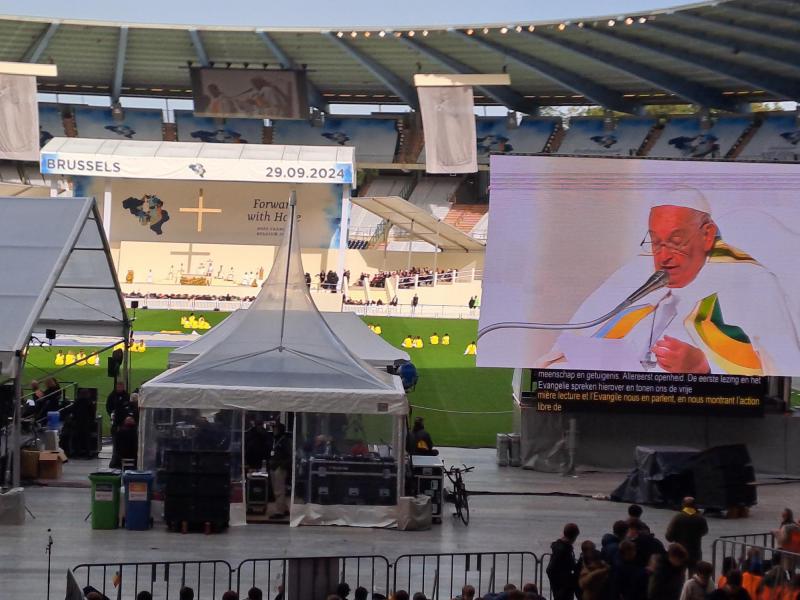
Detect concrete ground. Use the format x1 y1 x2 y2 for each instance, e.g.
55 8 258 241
2 447 799 600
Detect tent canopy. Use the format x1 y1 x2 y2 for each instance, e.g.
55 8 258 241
350 195 485 252
141 201 407 415
168 310 409 369
0 196 128 379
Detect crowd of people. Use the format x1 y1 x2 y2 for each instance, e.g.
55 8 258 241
352 268 461 289
545 501 800 600
125 292 257 302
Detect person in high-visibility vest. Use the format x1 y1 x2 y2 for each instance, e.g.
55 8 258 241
429 332 439 346
413 336 424 349
373 324 382 335
441 333 450 346
180 316 189 328
65 350 77 365
197 316 211 330
464 341 477 356
75 349 87 366
91 354 101 366
368 323 375 333
54 351 65 366
402 336 414 349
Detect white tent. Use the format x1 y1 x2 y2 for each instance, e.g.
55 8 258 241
167 310 409 370
0 196 129 379
0 196 128 490
139 198 408 527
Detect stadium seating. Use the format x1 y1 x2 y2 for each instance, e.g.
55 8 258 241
72 106 165 141
271 115 400 164
407 176 461 220
349 175 414 239
649 115 752 159
174 110 265 144
444 204 488 235
558 116 655 156
738 112 800 162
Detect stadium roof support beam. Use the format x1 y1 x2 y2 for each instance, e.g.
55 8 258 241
398 36 538 114
679 12 800 50
325 33 418 109
255 30 329 112
22 21 59 63
530 29 738 111
649 16 800 73
591 26 800 102
111 26 129 103
188 28 210 67
454 30 638 114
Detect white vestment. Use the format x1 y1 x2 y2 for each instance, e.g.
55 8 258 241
547 250 800 376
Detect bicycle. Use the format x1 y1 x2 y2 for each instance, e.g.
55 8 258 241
445 464 474 525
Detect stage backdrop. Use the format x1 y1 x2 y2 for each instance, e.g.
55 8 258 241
479 155 800 379
77 178 342 249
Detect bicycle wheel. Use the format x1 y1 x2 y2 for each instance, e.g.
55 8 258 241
458 487 470 526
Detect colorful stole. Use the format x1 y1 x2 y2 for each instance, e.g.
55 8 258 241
593 304 655 339
686 293 763 375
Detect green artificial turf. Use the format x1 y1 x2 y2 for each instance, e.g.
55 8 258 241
23 345 171 434
364 317 514 448
130 308 231 333
21 310 514 446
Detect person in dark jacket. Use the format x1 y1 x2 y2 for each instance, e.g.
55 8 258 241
106 381 130 432
269 422 291 518
601 520 629 567
647 543 689 600
628 520 667 569
547 523 580 600
665 497 709 574
707 570 751 600
615 540 649 600
109 416 138 469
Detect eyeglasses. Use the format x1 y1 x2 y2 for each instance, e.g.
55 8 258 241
640 225 706 255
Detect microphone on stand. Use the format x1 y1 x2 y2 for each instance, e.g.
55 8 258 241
476 270 669 340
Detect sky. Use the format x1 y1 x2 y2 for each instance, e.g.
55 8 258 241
2 0 694 28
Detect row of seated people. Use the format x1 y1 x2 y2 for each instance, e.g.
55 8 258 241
343 297 398 306
180 313 213 330
125 292 257 301
353 268 460 289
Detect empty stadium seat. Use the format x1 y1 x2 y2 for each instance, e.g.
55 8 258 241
558 117 655 156
738 112 800 162
650 115 752 158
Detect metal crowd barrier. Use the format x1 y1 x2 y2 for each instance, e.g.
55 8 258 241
718 531 776 549
236 555 391 599
711 536 800 579
392 552 542 600
72 560 234 600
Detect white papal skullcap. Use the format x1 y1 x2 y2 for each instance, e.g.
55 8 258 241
648 187 711 216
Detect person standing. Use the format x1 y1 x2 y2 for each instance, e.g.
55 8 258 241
411 294 419 314
269 422 291 519
106 381 130 433
547 523 580 600
648 543 689 600
665 497 709 573
679 561 714 600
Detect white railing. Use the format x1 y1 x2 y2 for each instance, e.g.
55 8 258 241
342 303 480 320
389 268 483 289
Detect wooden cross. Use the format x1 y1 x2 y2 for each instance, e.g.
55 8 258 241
179 188 222 232
170 243 210 275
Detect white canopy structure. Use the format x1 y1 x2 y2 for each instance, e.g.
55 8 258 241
351 195 485 252
0 196 128 379
168 310 409 370
140 200 407 416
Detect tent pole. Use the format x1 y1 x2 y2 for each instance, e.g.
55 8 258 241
434 221 439 275
11 352 25 489
407 220 413 271
278 193 297 350
122 321 131 392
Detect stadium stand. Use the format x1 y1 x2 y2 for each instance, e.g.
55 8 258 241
349 175 414 240
469 210 489 241
738 112 800 162
174 110 265 143
271 115 400 164
444 203 489 235
649 115 752 159
72 106 164 141
38 103 66 147
557 116 655 156
407 176 461 220
474 116 560 162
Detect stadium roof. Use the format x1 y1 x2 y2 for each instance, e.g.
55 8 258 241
1 0 798 111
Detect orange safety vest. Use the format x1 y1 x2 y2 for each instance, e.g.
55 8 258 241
742 573 762 599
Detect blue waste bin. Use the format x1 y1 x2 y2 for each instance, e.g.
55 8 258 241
46 411 60 431
122 470 154 530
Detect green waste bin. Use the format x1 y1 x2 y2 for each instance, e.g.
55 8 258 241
89 470 122 529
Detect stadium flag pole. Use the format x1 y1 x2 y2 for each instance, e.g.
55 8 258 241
434 221 439 279
407 220 414 271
